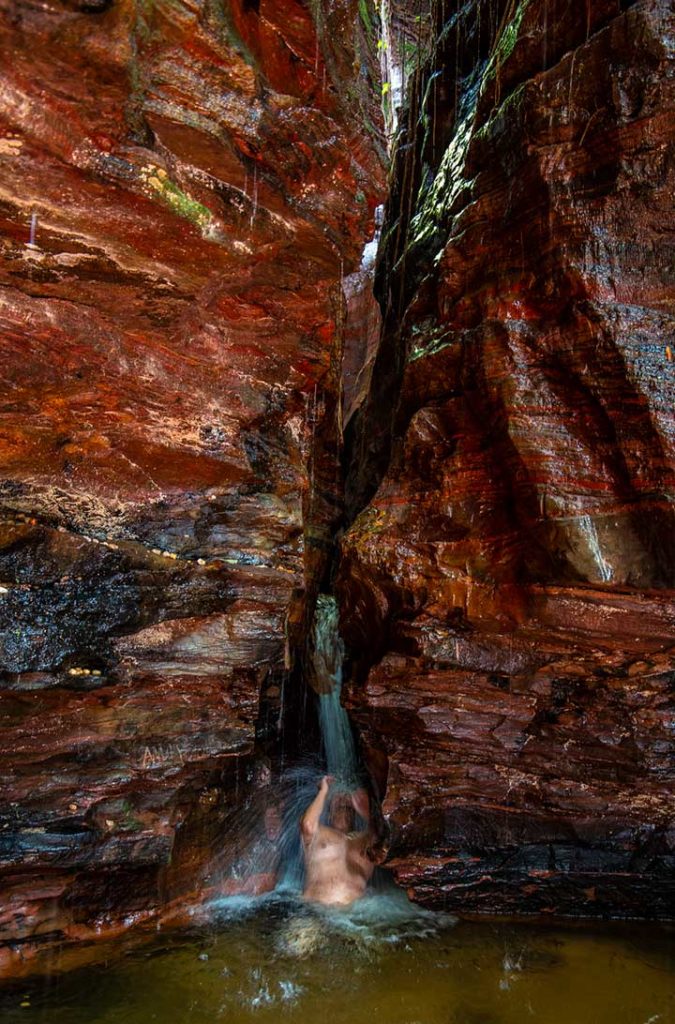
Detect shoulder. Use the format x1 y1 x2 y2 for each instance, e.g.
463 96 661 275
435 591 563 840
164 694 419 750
305 825 345 847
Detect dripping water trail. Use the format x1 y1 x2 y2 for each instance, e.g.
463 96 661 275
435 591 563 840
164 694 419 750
249 166 259 227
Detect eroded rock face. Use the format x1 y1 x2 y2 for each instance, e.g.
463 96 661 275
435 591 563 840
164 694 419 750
1 0 673 959
340 0 675 916
0 0 385 967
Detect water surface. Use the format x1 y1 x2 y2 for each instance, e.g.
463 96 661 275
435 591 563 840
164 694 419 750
1 892 673 1024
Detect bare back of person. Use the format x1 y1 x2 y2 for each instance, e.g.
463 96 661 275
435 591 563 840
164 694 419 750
300 776 381 907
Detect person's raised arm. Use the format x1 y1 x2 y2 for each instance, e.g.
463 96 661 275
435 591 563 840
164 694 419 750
300 775 333 842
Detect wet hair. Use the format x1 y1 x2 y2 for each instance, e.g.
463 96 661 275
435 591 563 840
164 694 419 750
329 794 355 832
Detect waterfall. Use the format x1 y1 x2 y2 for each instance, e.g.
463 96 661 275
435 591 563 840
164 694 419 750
312 594 359 789
215 594 375 897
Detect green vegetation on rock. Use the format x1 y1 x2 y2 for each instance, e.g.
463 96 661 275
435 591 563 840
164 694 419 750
142 165 212 228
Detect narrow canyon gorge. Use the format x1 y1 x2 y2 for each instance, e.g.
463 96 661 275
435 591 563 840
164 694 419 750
0 0 673 973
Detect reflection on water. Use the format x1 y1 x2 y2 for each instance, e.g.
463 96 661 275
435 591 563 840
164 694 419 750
1 891 673 1024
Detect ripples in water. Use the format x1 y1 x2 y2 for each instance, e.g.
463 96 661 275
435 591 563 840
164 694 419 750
1 890 673 1024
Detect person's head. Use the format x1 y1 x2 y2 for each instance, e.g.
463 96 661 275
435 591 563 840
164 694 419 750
329 793 355 833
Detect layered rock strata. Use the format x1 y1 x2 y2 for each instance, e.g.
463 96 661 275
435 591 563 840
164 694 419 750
340 0 675 916
0 0 385 968
1 0 673 958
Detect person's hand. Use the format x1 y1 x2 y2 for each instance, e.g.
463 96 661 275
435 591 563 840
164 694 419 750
319 775 334 790
367 841 389 865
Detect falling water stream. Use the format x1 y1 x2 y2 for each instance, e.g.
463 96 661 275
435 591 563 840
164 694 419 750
269 593 366 892
312 594 360 788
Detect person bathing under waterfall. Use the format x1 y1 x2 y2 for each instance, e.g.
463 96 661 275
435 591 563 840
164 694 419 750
300 774 385 906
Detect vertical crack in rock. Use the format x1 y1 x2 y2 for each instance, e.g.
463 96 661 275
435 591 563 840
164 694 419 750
0 0 673 969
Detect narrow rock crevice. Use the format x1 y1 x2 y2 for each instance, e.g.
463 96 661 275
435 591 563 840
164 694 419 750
0 0 673 972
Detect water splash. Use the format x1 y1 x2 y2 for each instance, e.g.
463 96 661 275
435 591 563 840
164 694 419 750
211 598 364 897
208 885 455 957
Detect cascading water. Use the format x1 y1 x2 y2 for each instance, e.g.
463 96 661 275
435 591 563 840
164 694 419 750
272 594 365 892
312 594 360 789
210 589 367 898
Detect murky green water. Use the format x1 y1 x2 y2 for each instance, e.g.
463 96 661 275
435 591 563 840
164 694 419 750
1 892 673 1024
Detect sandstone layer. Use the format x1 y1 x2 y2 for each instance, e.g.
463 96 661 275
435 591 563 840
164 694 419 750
0 0 385 969
1 0 673 965
340 0 675 917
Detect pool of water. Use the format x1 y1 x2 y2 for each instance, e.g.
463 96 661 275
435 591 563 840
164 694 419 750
1 891 673 1024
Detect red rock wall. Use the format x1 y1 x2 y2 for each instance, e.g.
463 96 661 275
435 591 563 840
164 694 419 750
0 0 385 967
1 0 673 957
339 0 675 917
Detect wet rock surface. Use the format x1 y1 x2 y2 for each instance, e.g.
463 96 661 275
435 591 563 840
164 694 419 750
0 0 385 967
343 588 675 916
0 0 673 961
340 0 675 916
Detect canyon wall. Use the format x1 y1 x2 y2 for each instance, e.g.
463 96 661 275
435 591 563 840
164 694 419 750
0 0 385 968
1 0 673 969
340 0 675 917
